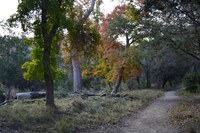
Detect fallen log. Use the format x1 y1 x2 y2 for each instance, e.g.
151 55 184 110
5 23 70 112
16 92 31 100
30 92 46 99
0 100 7 106
81 93 98 97
16 92 46 100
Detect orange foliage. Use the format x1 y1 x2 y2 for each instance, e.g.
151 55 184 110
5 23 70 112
99 40 141 83
102 41 121 67
86 4 142 83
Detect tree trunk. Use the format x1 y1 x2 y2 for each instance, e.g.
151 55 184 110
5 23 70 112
43 39 55 107
67 62 73 80
41 0 56 107
111 67 124 94
136 76 140 88
162 79 167 89
72 57 82 93
146 71 151 88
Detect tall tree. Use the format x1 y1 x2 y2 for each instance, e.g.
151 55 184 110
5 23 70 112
137 0 200 60
61 0 101 93
100 5 141 94
8 0 74 107
0 36 30 89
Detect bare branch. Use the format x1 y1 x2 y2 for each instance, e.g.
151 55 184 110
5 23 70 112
82 0 96 20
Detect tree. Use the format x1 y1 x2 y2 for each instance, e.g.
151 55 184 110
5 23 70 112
138 42 154 88
8 0 74 107
152 45 190 89
138 38 191 89
0 36 30 89
103 41 141 94
138 0 200 60
118 0 200 90
100 5 141 94
60 0 101 93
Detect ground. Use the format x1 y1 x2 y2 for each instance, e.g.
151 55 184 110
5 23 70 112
84 91 181 133
1 90 199 133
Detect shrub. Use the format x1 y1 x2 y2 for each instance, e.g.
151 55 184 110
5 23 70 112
55 79 73 98
183 72 200 93
0 90 4 95
82 77 104 91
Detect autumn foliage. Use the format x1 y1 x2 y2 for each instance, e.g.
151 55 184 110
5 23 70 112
101 41 141 83
100 5 126 39
96 4 141 83
72 4 141 88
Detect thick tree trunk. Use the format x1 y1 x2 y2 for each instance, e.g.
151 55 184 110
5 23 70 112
41 0 57 107
43 40 55 106
111 67 124 94
72 57 82 93
67 62 73 80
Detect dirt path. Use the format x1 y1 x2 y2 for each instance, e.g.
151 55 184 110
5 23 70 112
87 91 181 133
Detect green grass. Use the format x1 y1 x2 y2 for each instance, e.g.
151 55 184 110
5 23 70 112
178 90 200 98
169 99 200 132
0 89 162 133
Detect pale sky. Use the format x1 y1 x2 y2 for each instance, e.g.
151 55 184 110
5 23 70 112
0 0 18 21
0 0 120 36
0 0 120 20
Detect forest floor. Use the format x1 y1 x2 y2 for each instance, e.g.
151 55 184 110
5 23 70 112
0 90 199 133
0 89 162 133
84 91 198 133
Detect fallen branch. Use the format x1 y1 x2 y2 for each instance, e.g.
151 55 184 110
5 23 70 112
0 100 8 106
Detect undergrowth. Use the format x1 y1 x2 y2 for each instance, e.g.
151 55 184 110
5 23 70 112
169 99 200 133
178 90 200 98
0 89 162 133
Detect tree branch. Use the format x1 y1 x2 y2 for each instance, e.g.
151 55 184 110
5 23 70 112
82 0 96 20
167 37 200 60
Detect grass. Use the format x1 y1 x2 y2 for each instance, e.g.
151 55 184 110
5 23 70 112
0 89 162 133
169 99 200 133
178 90 200 98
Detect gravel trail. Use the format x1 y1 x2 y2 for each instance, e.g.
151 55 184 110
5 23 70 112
88 91 181 133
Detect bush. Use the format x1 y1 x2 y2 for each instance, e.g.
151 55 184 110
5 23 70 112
127 79 140 90
55 79 73 98
183 72 200 93
82 77 104 91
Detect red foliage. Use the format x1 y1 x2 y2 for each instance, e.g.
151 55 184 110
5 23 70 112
102 41 121 63
97 4 141 82
100 4 126 39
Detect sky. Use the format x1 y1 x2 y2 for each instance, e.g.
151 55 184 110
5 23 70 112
0 0 18 21
0 0 120 36
0 0 120 20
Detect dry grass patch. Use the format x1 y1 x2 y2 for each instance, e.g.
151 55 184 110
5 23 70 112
0 89 162 133
169 99 200 133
